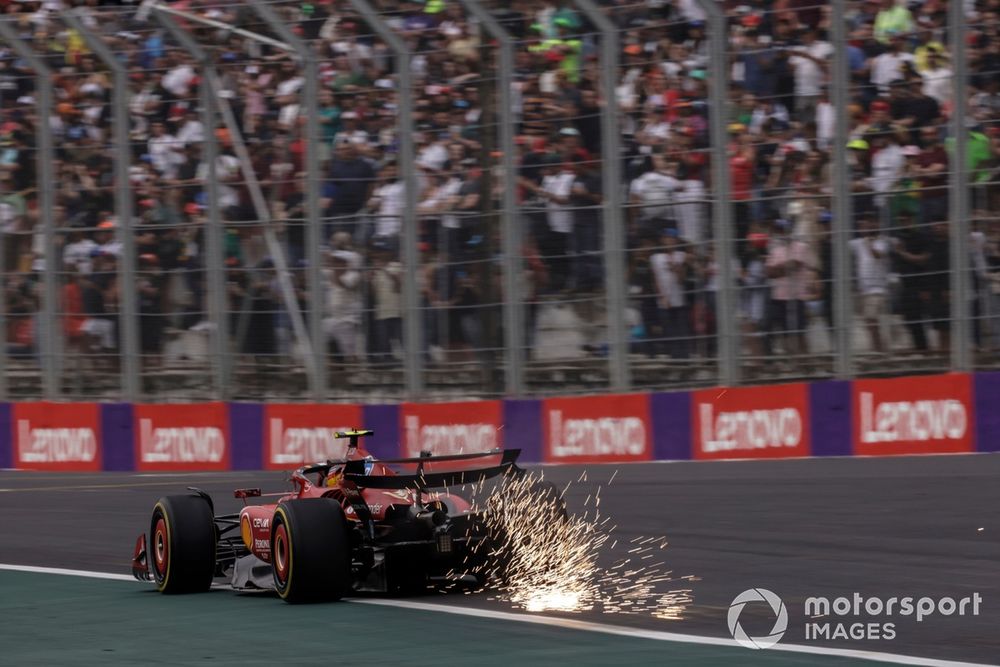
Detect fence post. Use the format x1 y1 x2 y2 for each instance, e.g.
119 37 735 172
950 0 971 371
64 10 142 401
830 0 854 378
698 0 738 386
154 12 229 399
457 0 523 396
347 0 422 399
0 21 59 399
248 0 327 400
573 0 630 392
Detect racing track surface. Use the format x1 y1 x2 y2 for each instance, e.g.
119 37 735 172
1 454 998 666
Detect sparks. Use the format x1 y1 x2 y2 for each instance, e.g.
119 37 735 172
461 471 695 620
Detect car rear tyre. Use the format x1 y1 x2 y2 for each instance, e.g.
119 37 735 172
150 494 216 594
271 498 351 603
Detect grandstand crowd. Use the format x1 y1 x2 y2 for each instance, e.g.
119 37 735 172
2 0 1000 380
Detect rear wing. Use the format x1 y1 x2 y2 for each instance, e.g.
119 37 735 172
343 449 521 490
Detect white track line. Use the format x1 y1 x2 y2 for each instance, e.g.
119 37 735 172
0 563 990 667
0 563 135 581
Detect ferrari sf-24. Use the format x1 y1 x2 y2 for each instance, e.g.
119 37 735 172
131 430 551 603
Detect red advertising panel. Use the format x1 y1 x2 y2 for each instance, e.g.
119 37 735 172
692 384 810 460
134 403 229 471
853 373 973 456
400 401 502 457
263 403 363 470
13 402 101 471
542 394 652 464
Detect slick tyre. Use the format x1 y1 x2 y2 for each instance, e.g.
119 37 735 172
271 498 351 604
150 494 216 594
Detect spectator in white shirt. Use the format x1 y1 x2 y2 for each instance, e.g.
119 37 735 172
175 109 205 147
160 53 197 98
765 218 814 355
787 28 833 122
368 159 405 240
650 228 690 359
850 215 890 352
147 121 184 180
869 133 905 224
629 155 680 225
921 51 953 107
870 35 913 94
324 242 363 363
524 162 576 291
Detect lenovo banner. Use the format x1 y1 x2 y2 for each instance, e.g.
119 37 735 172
263 403 363 469
542 394 652 464
12 402 101 471
853 373 974 456
134 403 229 471
692 384 810 460
400 401 502 457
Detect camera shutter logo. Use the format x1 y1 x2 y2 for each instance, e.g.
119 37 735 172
728 588 788 649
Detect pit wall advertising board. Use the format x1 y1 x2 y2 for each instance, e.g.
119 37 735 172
263 403 363 470
11 402 101 471
0 372 995 471
852 374 974 456
399 401 503 457
133 402 230 472
542 394 652 464
691 384 810 460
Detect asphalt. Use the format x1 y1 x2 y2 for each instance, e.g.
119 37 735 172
1 455 998 665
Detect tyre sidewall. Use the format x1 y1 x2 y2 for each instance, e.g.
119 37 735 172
150 494 216 594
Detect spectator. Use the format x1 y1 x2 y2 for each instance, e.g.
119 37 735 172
327 138 376 238
324 236 363 364
925 220 952 351
650 228 690 359
787 27 832 122
368 158 405 243
871 35 913 95
765 218 813 355
629 154 680 229
370 242 402 366
850 215 891 352
891 210 931 351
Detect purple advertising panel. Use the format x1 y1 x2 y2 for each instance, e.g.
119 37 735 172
503 399 542 464
362 404 400 461
101 403 134 472
809 380 852 457
974 372 1000 453
651 391 691 461
230 403 263 470
0 403 10 469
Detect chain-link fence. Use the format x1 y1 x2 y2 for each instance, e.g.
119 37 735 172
0 0 988 402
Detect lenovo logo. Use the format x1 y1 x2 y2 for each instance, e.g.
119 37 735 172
269 418 347 464
549 410 646 458
699 404 802 453
859 392 966 443
17 421 97 463
404 416 497 456
139 418 224 463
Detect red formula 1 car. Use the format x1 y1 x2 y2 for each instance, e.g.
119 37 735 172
131 430 525 602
